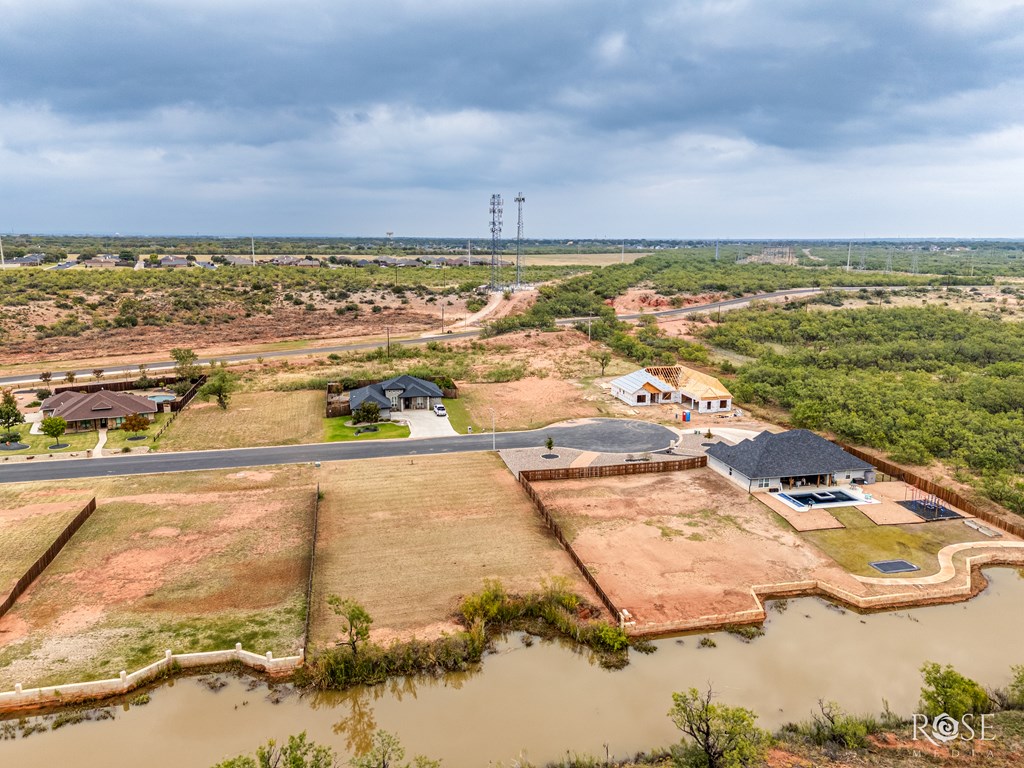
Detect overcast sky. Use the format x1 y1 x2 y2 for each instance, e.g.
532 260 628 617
1 0 1023 238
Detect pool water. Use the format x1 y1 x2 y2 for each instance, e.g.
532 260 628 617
787 490 857 504
148 394 176 403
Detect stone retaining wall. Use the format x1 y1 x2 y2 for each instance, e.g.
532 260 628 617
0 644 304 714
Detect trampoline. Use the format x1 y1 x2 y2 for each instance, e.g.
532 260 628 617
869 559 920 574
898 500 962 522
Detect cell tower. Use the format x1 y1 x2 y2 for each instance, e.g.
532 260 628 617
514 193 525 288
489 194 503 290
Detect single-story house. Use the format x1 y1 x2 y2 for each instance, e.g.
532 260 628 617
706 429 875 492
349 375 444 420
609 365 733 412
40 390 159 432
645 365 733 413
11 254 45 267
609 369 677 406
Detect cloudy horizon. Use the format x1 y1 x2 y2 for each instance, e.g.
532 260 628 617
1 1 1023 239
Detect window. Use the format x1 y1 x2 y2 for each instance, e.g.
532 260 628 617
637 394 647 403
757 478 771 489
720 400 728 409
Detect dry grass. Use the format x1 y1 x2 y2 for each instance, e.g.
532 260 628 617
0 467 315 688
523 252 649 266
310 453 590 647
0 490 93 594
156 390 326 450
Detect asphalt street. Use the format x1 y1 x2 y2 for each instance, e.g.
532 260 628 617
0 418 677 484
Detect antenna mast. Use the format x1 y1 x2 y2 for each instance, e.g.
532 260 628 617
514 193 525 288
489 194 503 291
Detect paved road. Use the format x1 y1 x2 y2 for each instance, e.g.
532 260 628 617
0 418 676 484
0 285 896 387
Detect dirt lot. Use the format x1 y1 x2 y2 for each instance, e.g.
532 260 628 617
310 453 595 648
0 467 315 688
537 468 851 628
523 252 649 267
156 390 326 451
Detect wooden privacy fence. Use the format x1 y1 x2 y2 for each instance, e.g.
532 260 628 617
0 498 97 619
520 456 706 483
53 375 179 395
836 442 1024 538
303 484 321 646
518 457 707 623
151 375 208 441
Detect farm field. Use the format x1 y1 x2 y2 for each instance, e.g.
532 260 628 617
310 453 594 647
522 251 649 267
0 467 316 688
156 391 326 451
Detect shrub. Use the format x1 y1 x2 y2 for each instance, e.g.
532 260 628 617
352 401 381 425
919 662 990 719
35 389 52 400
27 400 41 408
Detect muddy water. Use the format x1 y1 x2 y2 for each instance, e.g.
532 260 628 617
4 568 1024 767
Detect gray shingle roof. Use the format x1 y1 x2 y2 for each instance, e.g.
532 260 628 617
349 386 392 411
706 429 873 479
379 375 444 399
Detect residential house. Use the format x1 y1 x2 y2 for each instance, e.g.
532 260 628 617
705 429 875 492
609 365 733 412
11 253 45 267
348 375 444 420
609 369 676 406
645 365 732 413
40 390 159 432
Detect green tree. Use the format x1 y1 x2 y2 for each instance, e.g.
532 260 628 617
593 350 612 376
92 368 104 382
919 662 990 719
327 595 373 656
668 688 770 768
211 732 337 768
198 369 238 410
40 416 68 447
350 730 440 768
1008 664 1024 709
39 371 53 385
121 413 151 438
171 347 200 382
63 370 77 384
352 401 381 425
0 389 24 436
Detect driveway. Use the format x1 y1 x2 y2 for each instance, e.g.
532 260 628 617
398 408 458 438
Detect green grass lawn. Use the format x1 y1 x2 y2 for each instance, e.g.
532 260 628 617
802 506 982 578
102 413 171 452
442 397 480 434
0 429 96 457
323 419 410 442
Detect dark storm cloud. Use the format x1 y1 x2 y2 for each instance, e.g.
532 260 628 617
0 0 1022 235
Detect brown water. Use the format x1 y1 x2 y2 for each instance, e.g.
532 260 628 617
4 568 1024 767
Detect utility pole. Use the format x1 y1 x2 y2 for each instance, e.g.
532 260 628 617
621 240 625 263
846 241 852 272
441 304 445 334
489 407 496 451
386 326 391 359
715 240 719 261
467 239 472 266
250 236 256 266
0 234 5 269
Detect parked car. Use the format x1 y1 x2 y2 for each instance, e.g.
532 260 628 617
433 403 447 417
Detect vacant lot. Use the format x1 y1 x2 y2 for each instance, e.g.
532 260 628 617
0 467 315 688
311 453 592 647
0 488 93 595
157 390 325 450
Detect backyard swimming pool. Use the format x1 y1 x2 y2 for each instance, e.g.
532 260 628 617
147 394 176 403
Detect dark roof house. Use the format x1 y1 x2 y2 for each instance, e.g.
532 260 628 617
41 390 159 432
706 429 873 483
348 375 445 418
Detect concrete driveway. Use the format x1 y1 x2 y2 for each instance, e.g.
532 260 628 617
397 408 458 438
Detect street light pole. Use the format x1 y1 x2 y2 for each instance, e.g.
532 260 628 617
489 408 496 451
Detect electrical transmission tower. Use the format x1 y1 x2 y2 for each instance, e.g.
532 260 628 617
859 246 867 270
885 246 894 273
489 194 503 290
515 193 525 288
910 250 920 274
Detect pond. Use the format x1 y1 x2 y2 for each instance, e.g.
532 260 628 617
3 568 1023 767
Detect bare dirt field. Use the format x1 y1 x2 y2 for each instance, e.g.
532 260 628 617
0 467 315 688
310 453 595 648
156 390 326 451
536 468 851 628
523 252 649 267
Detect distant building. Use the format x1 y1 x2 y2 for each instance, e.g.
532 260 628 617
609 365 732 413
